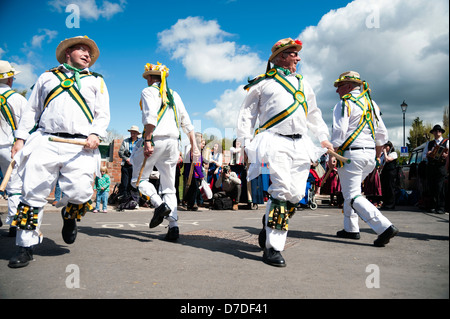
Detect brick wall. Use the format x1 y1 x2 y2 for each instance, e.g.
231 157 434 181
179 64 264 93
102 139 123 189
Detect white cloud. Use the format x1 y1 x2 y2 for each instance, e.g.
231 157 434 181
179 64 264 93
297 0 449 148
10 62 38 91
205 85 247 128
48 0 126 20
31 29 58 48
158 17 266 83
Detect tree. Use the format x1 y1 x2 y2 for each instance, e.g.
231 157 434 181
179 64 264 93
406 117 431 150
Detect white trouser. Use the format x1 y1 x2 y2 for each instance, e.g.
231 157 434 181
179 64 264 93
337 148 392 234
0 144 22 225
130 137 179 227
263 134 311 252
14 132 99 247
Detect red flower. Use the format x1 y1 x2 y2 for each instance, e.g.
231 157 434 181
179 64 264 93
294 39 303 46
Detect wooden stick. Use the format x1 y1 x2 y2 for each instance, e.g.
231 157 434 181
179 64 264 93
48 136 87 146
186 154 195 188
136 157 147 187
327 149 351 164
321 167 333 185
0 159 16 192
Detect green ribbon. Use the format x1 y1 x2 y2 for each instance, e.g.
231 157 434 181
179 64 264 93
63 63 83 90
274 66 291 76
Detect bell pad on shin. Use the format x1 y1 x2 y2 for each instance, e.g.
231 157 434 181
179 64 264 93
11 203 39 230
267 198 289 231
63 201 94 221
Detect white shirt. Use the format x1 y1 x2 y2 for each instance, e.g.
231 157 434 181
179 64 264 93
380 150 398 166
331 88 388 149
15 64 110 141
140 83 194 139
0 83 28 145
237 70 329 146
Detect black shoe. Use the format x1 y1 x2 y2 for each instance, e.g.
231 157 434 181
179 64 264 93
61 208 77 244
435 210 445 215
165 226 179 241
263 248 286 267
336 229 360 239
8 227 17 237
149 203 171 228
374 225 399 247
8 246 34 268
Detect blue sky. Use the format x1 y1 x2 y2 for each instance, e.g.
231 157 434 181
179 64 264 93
1 0 449 150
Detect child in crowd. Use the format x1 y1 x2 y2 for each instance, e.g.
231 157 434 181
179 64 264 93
94 166 110 213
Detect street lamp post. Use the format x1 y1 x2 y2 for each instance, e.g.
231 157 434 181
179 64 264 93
401 100 408 147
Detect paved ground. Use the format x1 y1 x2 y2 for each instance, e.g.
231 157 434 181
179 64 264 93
0 198 448 302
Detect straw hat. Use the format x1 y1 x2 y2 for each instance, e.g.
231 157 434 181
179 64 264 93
334 71 364 87
142 62 169 79
0 60 21 79
269 38 303 62
55 36 100 67
128 125 141 133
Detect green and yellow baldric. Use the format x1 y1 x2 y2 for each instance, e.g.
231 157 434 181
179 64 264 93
139 84 180 145
335 83 379 167
0 89 18 134
43 68 97 123
246 68 307 135
155 85 179 128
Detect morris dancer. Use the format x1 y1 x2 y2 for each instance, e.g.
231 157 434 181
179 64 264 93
130 62 199 241
331 71 398 246
237 38 332 267
0 61 27 237
9 36 110 268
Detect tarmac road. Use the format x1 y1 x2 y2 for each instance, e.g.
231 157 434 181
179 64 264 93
0 200 448 301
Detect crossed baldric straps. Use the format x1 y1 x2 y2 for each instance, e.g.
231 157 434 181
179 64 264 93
245 68 308 136
335 82 379 167
43 68 95 123
0 89 18 137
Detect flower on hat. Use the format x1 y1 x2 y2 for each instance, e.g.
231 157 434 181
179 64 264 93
274 39 303 50
144 62 169 74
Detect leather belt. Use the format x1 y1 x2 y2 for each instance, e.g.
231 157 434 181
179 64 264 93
348 147 374 150
51 132 88 139
279 133 302 139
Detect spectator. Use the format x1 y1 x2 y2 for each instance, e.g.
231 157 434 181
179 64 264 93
94 166 110 213
183 147 204 211
207 142 222 193
422 124 448 214
118 125 140 199
321 156 343 207
380 141 398 210
214 165 241 210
